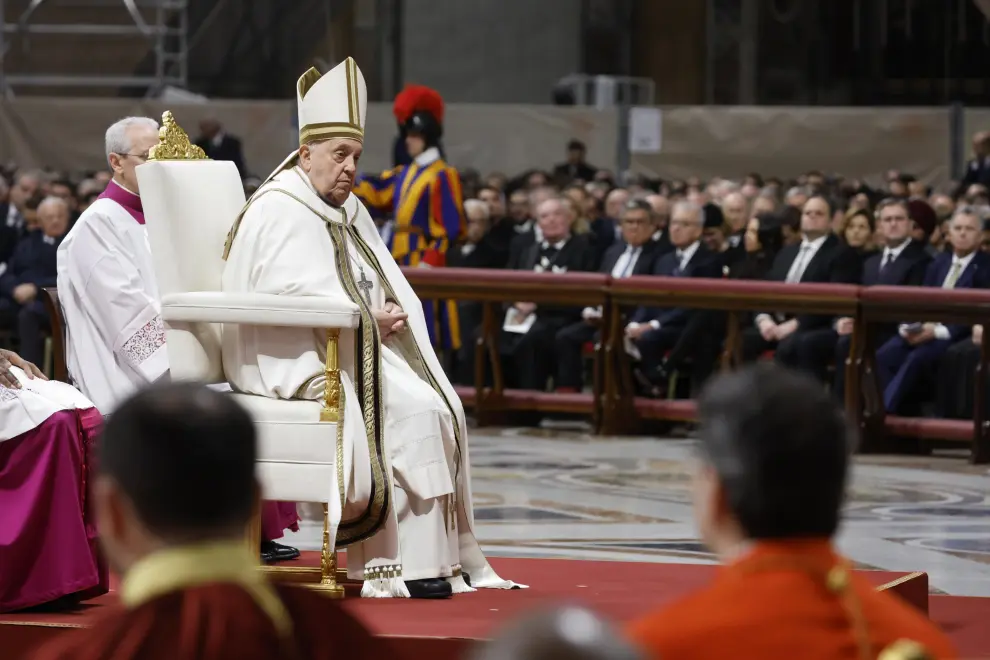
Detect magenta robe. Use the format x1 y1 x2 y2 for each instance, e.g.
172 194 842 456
0 409 108 612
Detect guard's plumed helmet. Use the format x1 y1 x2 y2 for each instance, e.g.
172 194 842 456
393 84 445 147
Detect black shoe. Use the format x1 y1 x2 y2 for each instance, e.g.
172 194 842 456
260 541 300 564
461 572 472 588
405 578 453 599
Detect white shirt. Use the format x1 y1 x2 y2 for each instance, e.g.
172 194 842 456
414 146 441 167
611 244 643 278
675 241 700 271
56 184 167 414
785 234 828 283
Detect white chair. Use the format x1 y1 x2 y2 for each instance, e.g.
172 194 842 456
136 112 359 596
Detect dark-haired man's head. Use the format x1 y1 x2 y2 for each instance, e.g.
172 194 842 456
94 383 258 574
692 364 851 560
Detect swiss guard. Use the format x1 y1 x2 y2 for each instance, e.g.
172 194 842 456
354 84 465 354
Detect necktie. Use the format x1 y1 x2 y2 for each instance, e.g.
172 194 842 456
944 261 964 289
880 250 891 270
787 245 812 283
621 248 638 277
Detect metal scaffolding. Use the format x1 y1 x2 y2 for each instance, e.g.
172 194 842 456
0 0 189 96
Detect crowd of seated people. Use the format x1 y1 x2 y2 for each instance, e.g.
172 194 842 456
437 137 990 427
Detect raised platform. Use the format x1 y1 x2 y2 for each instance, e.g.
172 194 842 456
2 555 987 658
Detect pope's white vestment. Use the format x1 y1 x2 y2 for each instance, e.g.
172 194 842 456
222 165 520 596
56 183 168 414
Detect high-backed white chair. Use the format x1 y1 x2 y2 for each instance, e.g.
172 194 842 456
136 112 359 596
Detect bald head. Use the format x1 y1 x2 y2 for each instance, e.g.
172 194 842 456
38 195 70 238
472 607 643 660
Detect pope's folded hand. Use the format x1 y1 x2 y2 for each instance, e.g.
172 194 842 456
374 308 408 340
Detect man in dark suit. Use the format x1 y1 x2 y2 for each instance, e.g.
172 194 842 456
626 201 721 390
195 119 247 178
500 196 596 390
554 199 662 391
0 197 70 364
955 131 990 199
742 195 862 366
876 208 990 413
552 139 597 184
791 198 931 391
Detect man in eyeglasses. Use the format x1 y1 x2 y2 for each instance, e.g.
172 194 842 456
56 116 164 414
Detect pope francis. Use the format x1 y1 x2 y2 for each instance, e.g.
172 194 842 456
221 58 522 599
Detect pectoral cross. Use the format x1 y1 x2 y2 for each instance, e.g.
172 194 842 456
357 266 374 307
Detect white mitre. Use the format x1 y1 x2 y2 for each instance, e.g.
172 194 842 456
265 56 368 181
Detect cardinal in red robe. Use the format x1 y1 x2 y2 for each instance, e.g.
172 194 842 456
626 365 956 660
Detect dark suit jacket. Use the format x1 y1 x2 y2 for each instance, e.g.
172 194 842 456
0 231 62 301
515 233 596 325
506 224 537 270
919 251 990 340
862 240 931 287
447 239 502 269
598 240 661 278
588 216 617 269
196 134 246 177
760 233 862 330
631 243 721 327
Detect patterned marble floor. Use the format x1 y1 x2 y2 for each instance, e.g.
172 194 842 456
282 426 990 597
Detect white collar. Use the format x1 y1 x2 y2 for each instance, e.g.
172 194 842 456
676 240 701 262
883 238 912 259
541 237 568 251
42 234 56 245
110 178 139 197
952 250 977 269
651 229 663 241
414 146 441 167
624 242 643 254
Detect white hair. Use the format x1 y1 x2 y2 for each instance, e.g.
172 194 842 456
672 200 704 225
785 186 809 201
105 116 159 165
38 195 69 214
464 198 491 222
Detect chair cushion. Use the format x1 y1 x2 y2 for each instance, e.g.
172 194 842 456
231 394 336 464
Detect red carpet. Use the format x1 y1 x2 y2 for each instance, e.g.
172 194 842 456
2 556 988 658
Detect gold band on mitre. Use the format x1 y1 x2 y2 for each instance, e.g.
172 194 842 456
299 122 364 146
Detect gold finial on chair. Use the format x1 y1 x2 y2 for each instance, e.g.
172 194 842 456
148 111 208 161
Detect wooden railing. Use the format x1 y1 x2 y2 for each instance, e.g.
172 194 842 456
406 267 990 464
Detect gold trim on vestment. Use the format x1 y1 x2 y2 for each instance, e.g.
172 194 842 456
327 219 391 545
297 67 322 100
121 541 293 639
300 122 364 146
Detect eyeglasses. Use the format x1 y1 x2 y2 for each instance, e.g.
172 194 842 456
116 152 149 162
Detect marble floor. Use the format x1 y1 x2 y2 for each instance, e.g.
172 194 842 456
282 425 990 597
